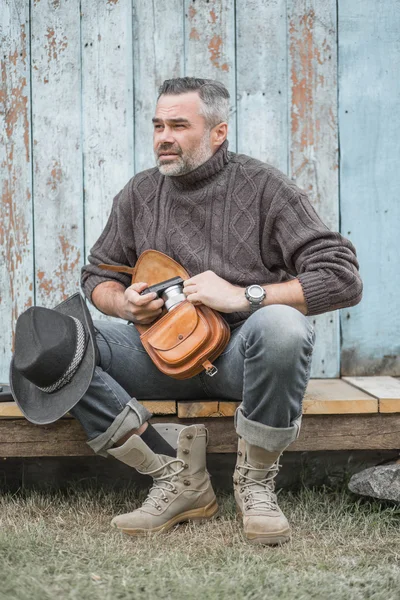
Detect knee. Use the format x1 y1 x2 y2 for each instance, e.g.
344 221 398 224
246 305 315 354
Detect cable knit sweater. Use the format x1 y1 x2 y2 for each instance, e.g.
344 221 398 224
81 140 363 329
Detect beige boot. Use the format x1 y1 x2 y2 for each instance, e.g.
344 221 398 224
108 424 218 535
233 437 290 545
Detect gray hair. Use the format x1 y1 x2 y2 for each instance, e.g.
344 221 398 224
157 77 230 129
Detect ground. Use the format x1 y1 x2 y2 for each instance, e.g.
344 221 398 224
1 484 399 600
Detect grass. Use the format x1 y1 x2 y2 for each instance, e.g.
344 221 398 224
0 484 399 600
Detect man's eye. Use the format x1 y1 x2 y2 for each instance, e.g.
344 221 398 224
154 125 163 130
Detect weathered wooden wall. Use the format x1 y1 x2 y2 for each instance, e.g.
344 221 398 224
1 0 399 383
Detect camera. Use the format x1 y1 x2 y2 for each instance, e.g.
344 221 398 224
140 276 186 312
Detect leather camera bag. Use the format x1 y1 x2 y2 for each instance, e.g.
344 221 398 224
99 250 230 379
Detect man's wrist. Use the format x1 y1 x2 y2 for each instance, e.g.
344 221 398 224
92 281 126 318
229 286 268 313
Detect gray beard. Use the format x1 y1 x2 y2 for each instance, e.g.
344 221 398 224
155 134 214 176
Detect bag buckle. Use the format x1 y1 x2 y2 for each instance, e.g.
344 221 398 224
203 360 218 377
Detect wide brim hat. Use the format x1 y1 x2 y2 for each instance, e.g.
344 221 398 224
10 293 96 425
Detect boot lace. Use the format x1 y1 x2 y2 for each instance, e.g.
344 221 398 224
237 460 280 512
142 458 185 510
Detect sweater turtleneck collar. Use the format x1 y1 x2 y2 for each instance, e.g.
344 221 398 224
166 140 230 191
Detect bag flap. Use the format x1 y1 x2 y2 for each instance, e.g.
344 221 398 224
98 250 189 286
146 301 199 351
133 250 189 286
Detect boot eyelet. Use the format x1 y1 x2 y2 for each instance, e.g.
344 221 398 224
183 449 189 455
157 506 162 511
183 480 191 486
238 451 242 456
240 488 244 493
186 434 193 440
236 466 240 470
184 463 188 469
172 489 178 494
163 498 169 503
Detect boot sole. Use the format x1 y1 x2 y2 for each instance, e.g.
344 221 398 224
246 530 291 546
236 507 291 546
117 498 219 536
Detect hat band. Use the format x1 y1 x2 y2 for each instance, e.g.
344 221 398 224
37 317 87 394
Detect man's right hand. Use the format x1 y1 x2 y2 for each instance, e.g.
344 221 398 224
91 280 164 324
117 282 164 324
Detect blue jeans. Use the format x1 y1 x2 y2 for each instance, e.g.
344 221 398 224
70 305 316 456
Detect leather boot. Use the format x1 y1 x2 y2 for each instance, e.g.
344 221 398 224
108 424 218 535
233 437 290 545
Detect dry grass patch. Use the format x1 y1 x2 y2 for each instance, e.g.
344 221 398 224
0 485 399 600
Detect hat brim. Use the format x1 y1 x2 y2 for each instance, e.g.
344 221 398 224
10 293 96 425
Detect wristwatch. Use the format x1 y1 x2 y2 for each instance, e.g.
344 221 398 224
245 284 266 312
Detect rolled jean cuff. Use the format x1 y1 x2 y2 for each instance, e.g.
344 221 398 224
235 407 301 453
87 399 152 457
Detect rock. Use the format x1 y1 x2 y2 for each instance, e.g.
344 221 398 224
348 463 400 501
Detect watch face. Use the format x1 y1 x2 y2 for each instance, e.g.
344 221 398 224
248 285 265 300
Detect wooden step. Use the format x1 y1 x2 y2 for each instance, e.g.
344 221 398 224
0 379 379 419
343 376 400 413
0 414 399 456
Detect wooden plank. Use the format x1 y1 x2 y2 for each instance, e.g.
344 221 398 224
236 0 287 170
184 0 236 150
339 1 400 376
0 1 33 382
288 0 340 378
0 403 23 418
81 0 134 321
303 379 378 414
133 0 183 174
1 379 379 419
0 400 177 419
141 401 177 415
178 401 239 418
1 414 399 457
219 401 240 417
344 377 400 413
31 0 83 307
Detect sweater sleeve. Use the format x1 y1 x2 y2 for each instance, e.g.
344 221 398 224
265 191 363 316
81 180 137 303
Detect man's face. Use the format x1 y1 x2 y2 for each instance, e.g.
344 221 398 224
153 92 214 176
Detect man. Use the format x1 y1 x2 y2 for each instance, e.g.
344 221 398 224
74 77 362 545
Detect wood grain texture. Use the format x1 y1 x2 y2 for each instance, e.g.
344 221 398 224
178 400 239 418
1 414 399 457
339 1 400 376
141 400 177 415
81 0 134 323
0 1 33 382
184 0 236 149
344 376 400 413
0 402 23 418
288 0 339 378
236 0 287 171
133 0 184 174
303 379 377 414
31 0 83 307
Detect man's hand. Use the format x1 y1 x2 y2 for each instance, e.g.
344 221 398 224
119 282 165 324
183 270 246 313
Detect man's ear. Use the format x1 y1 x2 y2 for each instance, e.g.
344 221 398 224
211 122 228 150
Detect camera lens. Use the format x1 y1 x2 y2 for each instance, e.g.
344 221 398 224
162 284 186 311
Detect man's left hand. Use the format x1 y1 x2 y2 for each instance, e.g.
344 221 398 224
183 270 247 313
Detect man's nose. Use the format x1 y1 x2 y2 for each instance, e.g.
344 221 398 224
158 126 175 144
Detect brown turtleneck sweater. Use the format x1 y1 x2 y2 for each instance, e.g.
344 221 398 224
81 141 363 329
